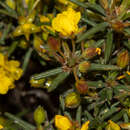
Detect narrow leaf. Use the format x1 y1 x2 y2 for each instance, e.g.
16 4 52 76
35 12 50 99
48 72 69 92
100 107 119 121
89 63 121 71
70 0 105 15
76 106 82 126
123 112 129 123
0 1 17 18
8 41 18 57
81 17 97 27
84 110 94 120
0 23 12 44
31 67 63 80
111 109 125 122
104 30 113 64
22 48 33 73
5 112 36 130
76 22 109 43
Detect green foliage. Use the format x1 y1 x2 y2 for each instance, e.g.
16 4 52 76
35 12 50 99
0 0 129 129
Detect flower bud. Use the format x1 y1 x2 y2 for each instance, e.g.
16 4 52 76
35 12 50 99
79 61 91 73
75 79 88 95
18 16 26 25
120 96 130 107
13 26 23 37
81 121 90 130
55 115 72 130
33 36 46 53
6 0 16 10
84 40 95 48
111 21 124 32
30 78 45 87
34 106 46 125
106 120 120 130
19 39 29 49
65 92 80 108
120 123 130 129
26 11 36 23
48 37 61 52
117 50 129 68
82 47 100 59
22 24 40 34
42 32 48 41
44 79 52 89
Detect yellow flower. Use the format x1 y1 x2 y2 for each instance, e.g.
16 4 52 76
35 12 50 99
0 53 23 94
81 121 90 130
52 8 81 37
96 48 101 55
106 120 121 130
0 125 3 129
55 115 72 130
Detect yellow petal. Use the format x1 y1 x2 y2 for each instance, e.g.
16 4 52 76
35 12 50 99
96 48 101 55
39 15 50 23
0 70 12 94
55 115 72 130
81 121 90 130
0 53 5 66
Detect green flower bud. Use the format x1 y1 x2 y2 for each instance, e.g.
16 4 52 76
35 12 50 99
34 106 46 125
44 78 52 89
42 32 48 41
65 92 80 108
19 39 29 49
117 50 129 68
33 36 46 53
79 61 91 73
30 78 45 87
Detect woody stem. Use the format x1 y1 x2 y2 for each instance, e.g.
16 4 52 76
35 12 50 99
72 39 75 55
73 67 79 81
